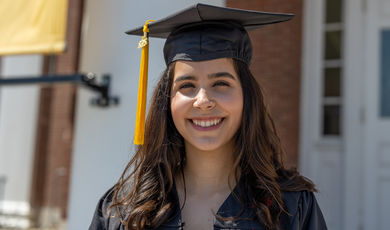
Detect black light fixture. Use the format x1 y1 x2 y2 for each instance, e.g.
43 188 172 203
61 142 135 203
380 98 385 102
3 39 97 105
0 73 119 107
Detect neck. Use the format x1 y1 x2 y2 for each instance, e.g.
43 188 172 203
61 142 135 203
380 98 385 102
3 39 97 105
180 141 236 194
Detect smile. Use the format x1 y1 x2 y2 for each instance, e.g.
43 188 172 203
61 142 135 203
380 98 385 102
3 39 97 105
190 118 223 128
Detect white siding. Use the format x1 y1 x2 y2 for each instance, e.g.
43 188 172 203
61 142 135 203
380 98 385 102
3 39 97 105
0 55 42 228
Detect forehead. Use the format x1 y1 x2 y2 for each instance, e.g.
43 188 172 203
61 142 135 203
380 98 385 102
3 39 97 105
173 58 237 77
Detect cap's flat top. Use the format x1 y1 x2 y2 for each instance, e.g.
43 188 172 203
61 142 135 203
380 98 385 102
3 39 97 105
126 3 293 38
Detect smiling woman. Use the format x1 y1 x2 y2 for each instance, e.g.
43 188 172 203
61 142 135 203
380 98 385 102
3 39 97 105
88 4 327 230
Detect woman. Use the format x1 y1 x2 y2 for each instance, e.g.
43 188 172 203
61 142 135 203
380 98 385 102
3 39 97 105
89 4 327 230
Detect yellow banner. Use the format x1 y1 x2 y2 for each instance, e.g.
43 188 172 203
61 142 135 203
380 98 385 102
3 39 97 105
0 0 68 55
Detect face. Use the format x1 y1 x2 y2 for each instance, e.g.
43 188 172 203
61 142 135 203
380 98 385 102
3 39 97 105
170 58 243 152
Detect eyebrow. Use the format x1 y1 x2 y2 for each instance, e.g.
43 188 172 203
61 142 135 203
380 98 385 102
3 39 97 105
174 72 236 83
208 72 236 80
174 75 196 83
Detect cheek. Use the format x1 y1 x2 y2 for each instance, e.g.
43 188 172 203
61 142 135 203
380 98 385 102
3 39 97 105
170 94 191 123
216 90 243 115
224 91 243 128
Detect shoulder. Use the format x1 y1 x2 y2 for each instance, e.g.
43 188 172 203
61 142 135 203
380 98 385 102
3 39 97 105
280 190 328 230
282 190 314 214
88 186 124 230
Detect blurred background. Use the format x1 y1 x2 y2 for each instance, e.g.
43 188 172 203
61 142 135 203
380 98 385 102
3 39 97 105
0 0 389 229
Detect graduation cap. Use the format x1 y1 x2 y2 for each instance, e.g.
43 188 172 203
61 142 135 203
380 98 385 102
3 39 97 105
126 3 293 145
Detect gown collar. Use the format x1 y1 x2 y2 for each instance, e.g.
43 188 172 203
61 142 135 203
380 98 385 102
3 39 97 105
159 177 263 229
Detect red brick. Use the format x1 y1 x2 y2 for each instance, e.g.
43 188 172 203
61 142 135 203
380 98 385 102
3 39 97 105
227 0 303 168
30 0 84 227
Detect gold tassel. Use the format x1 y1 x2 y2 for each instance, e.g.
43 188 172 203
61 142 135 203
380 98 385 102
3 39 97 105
134 20 155 145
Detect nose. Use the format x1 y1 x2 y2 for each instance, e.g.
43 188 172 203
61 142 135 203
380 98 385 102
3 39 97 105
193 88 215 110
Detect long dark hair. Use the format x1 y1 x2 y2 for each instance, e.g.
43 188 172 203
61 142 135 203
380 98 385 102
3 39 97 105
110 59 315 230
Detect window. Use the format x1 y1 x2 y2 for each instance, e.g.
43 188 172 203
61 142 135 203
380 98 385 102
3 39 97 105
381 30 390 117
322 0 344 136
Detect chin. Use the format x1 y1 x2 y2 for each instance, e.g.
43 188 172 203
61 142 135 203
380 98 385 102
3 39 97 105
186 138 230 152
192 144 221 152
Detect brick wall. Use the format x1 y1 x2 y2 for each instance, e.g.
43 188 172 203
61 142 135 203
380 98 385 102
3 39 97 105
227 0 303 168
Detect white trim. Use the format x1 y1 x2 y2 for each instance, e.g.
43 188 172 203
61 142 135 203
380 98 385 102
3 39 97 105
362 0 378 227
0 200 30 216
314 138 343 148
300 0 325 175
0 201 31 228
0 216 30 229
323 97 342 105
324 60 343 68
325 23 344 31
343 0 365 229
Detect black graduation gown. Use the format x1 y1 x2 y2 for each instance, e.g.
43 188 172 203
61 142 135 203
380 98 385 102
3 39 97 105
89 181 327 230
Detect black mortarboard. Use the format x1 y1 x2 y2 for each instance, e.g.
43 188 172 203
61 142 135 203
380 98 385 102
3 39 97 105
127 4 293 145
126 3 293 65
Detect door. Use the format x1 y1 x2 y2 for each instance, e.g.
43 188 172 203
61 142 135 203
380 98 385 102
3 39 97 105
363 0 390 229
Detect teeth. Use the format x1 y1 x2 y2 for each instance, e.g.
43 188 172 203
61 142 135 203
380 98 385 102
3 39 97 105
192 118 222 127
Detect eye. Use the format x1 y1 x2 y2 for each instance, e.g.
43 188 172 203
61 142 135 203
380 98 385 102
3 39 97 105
213 81 230 87
179 82 195 89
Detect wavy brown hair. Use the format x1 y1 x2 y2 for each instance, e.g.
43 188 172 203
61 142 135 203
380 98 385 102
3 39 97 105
110 59 316 230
